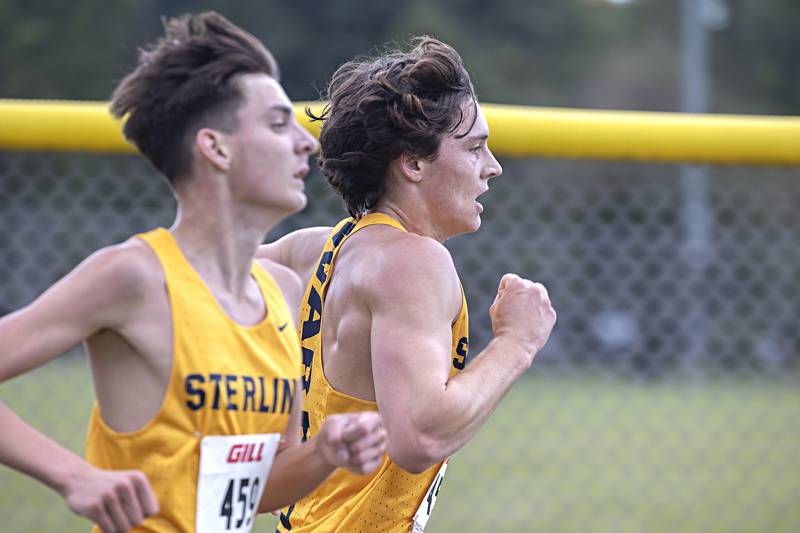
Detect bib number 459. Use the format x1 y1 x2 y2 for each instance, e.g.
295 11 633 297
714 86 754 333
196 434 280 533
220 477 260 530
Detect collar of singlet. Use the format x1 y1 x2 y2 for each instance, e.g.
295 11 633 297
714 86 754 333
357 212 408 232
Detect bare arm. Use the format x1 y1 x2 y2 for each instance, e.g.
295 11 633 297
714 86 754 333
0 402 158 530
370 240 556 473
0 244 159 530
259 388 386 513
257 227 332 285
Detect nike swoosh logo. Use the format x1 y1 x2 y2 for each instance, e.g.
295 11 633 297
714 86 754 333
278 322 288 332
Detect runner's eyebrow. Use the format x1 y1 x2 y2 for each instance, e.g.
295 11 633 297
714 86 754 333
463 134 489 142
268 105 293 117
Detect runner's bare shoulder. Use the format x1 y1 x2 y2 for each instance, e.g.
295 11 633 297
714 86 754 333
354 230 460 312
65 238 166 326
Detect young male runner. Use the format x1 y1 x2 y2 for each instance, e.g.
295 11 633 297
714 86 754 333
259 37 557 532
0 12 385 532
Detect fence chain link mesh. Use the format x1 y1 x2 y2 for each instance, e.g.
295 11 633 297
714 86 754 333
1 152 798 532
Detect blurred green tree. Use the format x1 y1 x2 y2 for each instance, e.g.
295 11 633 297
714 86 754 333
0 0 796 113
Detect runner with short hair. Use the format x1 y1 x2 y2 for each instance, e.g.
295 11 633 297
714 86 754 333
0 11 385 532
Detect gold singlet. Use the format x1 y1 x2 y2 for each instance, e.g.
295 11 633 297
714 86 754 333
85 228 302 532
278 213 469 533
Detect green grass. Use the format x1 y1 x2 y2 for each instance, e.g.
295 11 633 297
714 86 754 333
2 357 798 532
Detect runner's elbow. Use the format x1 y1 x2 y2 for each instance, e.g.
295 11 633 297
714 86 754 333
387 431 444 474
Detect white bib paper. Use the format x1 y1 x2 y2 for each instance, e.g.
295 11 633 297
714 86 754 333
412 459 449 532
195 433 281 533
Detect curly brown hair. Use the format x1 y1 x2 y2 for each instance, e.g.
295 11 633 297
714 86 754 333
110 11 278 183
310 37 477 217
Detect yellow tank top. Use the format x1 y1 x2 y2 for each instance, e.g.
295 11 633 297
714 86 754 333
278 213 469 533
85 228 302 532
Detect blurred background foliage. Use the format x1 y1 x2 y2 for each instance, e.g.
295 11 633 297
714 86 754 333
1 0 798 114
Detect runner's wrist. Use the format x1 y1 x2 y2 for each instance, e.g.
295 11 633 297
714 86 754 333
312 434 337 471
51 453 92 497
488 335 536 372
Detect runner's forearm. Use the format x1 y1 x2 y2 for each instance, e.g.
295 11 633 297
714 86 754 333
0 401 89 497
258 437 335 513
390 336 532 471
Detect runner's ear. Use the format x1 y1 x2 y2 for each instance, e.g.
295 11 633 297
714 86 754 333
196 128 231 172
392 152 423 184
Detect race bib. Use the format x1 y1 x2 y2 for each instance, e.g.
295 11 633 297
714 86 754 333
196 433 281 533
412 459 449 532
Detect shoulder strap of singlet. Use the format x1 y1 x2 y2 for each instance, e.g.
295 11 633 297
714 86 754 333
310 213 407 300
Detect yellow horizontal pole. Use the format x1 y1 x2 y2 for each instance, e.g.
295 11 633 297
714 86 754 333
0 99 323 155
0 100 132 153
484 103 800 165
1 99 799 165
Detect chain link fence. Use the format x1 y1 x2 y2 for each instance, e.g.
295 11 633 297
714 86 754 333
1 151 799 532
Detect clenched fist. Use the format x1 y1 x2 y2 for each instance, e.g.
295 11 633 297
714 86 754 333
489 273 556 365
64 465 158 532
316 411 387 475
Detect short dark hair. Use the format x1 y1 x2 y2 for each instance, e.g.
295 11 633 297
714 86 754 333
110 11 279 183
311 36 476 217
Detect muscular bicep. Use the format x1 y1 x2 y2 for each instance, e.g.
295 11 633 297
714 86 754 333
371 302 454 430
0 243 153 382
367 244 461 468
